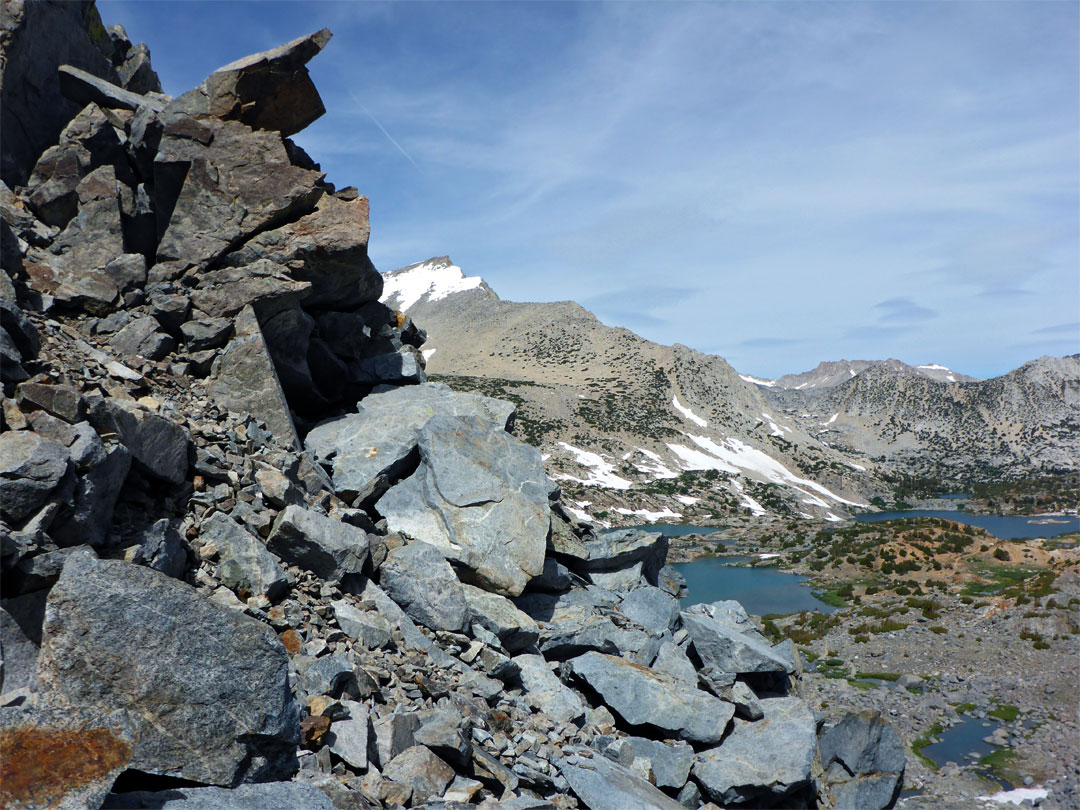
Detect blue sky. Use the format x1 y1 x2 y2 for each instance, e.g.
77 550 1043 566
99 1 1078 379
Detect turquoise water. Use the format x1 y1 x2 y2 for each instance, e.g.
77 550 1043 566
855 510 1079 540
674 556 837 616
621 524 724 537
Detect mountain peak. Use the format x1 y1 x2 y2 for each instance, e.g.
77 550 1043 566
381 257 486 311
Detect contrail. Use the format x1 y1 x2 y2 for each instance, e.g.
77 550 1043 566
344 88 419 170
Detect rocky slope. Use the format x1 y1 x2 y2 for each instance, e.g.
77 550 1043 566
761 357 1080 483
753 359 976 393
382 258 878 526
0 6 904 810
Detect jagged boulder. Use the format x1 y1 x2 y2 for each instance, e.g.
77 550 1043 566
617 585 680 635
513 653 586 724
575 528 668 590
378 540 470 633
202 511 289 601
266 504 368 582
85 396 190 485
167 29 331 137
462 584 539 653
376 414 550 597
693 696 817 806
682 608 796 674
306 382 514 505
0 431 70 525
569 651 734 744
36 550 300 786
560 749 687 810
817 712 906 810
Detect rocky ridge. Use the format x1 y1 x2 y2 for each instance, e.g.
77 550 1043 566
0 7 905 810
381 258 878 527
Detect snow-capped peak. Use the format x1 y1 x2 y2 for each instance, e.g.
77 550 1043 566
738 373 777 387
381 257 483 312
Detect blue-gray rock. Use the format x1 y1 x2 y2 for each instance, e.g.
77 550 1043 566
514 588 646 660
682 611 795 675
130 518 187 578
0 704 136 810
378 541 470 633
623 737 695 790
110 316 175 360
266 505 368 581
86 397 190 485
528 556 573 592
101 783 336 810
513 653 586 724
326 699 371 771
692 696 817 805
569 652 734 744
180 317 233 351
332 598 391 649
560 749 686 810
0 590 47 692
376 414 550 596
0 431 70 524
308 382 514 506
294 654 364 700
383 745 455 804
577 529 668 589
203 511 289 601
36 549 299 786
657 565 687 598
650 641 697 685
462 584 539 653
817 711 905 810
50 442 130 548
618 586 680 635
414 706 471 767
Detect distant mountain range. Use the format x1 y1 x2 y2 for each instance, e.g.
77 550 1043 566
382 257 1080 523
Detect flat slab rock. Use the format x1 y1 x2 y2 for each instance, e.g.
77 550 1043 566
305 382 515 505
569 651 733 744
100 782 336 809
692 696 817 806
376 414 550 597
35 549 299 786
560 750 686 810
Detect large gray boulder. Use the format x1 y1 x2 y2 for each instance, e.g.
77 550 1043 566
306 382 514 505
515 592 649 660
692 696 817 806
378 541 470 633
36 550 300 785
86 397 190 486
560 749 686 810
0 590 47 692
569 652 734 745
167 29 331 137
577 529 668 590
682 610 795 675
513 653 586 724
622 737 695 790
462 584 539 653
0 430 70 525
331 599 391 649
100 783 336 810
817 712 906 810
376 414 550 597
207 305 299 449
617 586 680 635
266 505 368 582
202 511 289 601
0 704 136 810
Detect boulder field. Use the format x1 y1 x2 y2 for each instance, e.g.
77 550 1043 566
0 4 903 809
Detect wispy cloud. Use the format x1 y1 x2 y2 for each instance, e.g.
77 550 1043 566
1030 322 1080 336
873 298 937 322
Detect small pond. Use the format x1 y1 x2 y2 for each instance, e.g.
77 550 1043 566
855 510 1079 540
921 714 1014 789
674 556 838 616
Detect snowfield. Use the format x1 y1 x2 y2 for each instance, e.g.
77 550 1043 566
381 259 483 311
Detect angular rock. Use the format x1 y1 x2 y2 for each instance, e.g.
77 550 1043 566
58 64 166 113
254 301 322 413
529 556 573 593
682 610 795 675
130 517 187 578
0 704 136 810
225 192 381 311
623 737 695 790
0 0 121 187
326 699 371 771
0 591 47 693
100 783 336 810
15 382 85 423
0 431 70 524
376 415 550 597
306 382 515 505
207 305 299 449
332 599 391 649
180 317 233 351
168 29 332 137
462 584 539 653
577 529 668 589
570 652 734 744
657 565 688 598
817 711 905 810
155 118 323 267
295 655 365 701
86 398 190 485
373 709 421 769
383 745 455 805
254 468 303 509
110 315 175 360
414 706 471 767
692 696 817 806
203 511 288 601
36 550 299 785
49 442 130 548
650 640 697 686
266 505 367 581
513 654 585 724
530 604 649 661
378 541 469 633
617 586 680 635
560 750 686 810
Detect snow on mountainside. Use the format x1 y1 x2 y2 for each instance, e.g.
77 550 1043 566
381 258 877 525
745 359 977 392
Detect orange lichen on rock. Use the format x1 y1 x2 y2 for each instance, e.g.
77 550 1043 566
0 726 134 809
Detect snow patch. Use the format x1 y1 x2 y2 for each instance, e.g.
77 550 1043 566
672 396 707 427
825 412 838 425
631 448 679 480
675 495 699 506
917 364 949 371
846 461 867 472
758 553 780 559
760 412 790 437
982 788 1049 806
422 348 436 361
613 507 682 522
564 504 611 528
551 442 633 490
739 373 776 387
381 259 483 311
